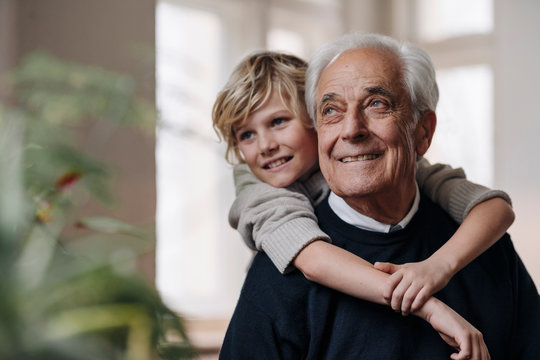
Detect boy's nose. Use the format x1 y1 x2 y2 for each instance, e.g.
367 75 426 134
258 133 278 155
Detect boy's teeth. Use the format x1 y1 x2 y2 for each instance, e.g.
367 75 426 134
267 158 288 169
341 154 380 163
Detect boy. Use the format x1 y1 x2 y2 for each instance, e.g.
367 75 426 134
212 51 513 317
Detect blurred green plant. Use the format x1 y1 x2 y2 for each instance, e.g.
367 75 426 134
0 52 196 359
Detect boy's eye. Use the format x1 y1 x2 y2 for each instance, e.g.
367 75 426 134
271 117 287 126
238 131 254 141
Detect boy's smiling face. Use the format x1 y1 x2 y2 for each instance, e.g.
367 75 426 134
235 90 318 188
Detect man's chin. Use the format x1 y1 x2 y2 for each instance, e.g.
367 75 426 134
332 183 378 200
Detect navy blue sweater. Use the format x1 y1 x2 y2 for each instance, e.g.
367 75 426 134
220 195 540 359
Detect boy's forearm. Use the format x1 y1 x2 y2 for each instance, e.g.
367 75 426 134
294 241 460 315
293 240 471 335
430 197 515 276
293 240 389 304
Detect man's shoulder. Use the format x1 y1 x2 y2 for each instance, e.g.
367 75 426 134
239 252 315 314
407 193 459 234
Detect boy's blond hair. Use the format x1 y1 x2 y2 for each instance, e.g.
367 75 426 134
212 51 310 164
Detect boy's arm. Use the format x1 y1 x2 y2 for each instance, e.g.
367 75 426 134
374 157 515 314
416 157 512 223
294 241 490 360
229 163 331 274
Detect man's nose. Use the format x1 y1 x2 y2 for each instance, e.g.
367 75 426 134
258 132 278 155
341 109 369 141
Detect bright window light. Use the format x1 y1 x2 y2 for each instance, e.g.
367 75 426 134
155 1 251 319
416 0 493 42
268 28 306 58
427 65 493 186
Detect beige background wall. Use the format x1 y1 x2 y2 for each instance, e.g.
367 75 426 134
0 0 19 100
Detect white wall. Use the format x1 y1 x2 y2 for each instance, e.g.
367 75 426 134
494 0 540 282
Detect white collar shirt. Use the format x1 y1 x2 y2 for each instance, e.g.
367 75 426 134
328 183 421 233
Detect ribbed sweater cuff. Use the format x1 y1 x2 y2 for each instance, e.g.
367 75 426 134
449 183 512 223
260 218 331 274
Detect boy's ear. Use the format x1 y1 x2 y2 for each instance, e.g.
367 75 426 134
415 110 436 156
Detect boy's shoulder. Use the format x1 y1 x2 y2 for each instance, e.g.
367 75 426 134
296 168 329 205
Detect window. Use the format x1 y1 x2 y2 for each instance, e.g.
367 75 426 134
430 65 493 185
155 0 342 319
410 0 495 185
415 0 493 42
268 28 306 58
155 0 252 319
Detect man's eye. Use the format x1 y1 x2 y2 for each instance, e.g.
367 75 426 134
239 131 253 141
371 100 387 108
323 107 336 116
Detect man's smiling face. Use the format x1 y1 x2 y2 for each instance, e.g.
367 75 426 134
316 47 419 214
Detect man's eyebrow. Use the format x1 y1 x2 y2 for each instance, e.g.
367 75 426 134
318 92 338 111
366 86 394 98
366 86 398 108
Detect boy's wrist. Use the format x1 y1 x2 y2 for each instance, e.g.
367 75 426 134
413 296 443 323
429 248 459 279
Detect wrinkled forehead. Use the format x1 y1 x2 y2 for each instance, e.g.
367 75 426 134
319 48 403 92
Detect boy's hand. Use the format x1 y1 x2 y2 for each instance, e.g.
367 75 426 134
419 297 490 360
374 258 454 315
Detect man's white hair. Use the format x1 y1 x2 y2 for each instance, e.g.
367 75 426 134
305 33 439 127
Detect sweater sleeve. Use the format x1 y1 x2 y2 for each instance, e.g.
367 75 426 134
229 164 331 274
416 157 512 223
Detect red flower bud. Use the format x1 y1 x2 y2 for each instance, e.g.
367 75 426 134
55 170 82 190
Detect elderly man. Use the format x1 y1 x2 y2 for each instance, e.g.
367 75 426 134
220 33 540 359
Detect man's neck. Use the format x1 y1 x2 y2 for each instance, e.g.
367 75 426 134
339 182 418 225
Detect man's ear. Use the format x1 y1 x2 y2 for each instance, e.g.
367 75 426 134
415 110 436 156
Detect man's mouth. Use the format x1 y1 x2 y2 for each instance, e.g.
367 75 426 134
340 154 381 163
264 156 293 169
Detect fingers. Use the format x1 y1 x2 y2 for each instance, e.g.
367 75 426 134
449 331 489 360
383 271 424 314
450 334 472 360
383 272 402 304
400 282 423 315
374 261 398 274
410 287 429 313
470 330 489 360
374 262 403 307
390 274 411 312
375 261 444 316
476 332 490 360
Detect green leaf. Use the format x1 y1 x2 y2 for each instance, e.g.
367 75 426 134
77 217 144 238
157 343 199 359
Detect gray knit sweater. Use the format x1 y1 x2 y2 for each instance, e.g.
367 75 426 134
229 157 512 274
